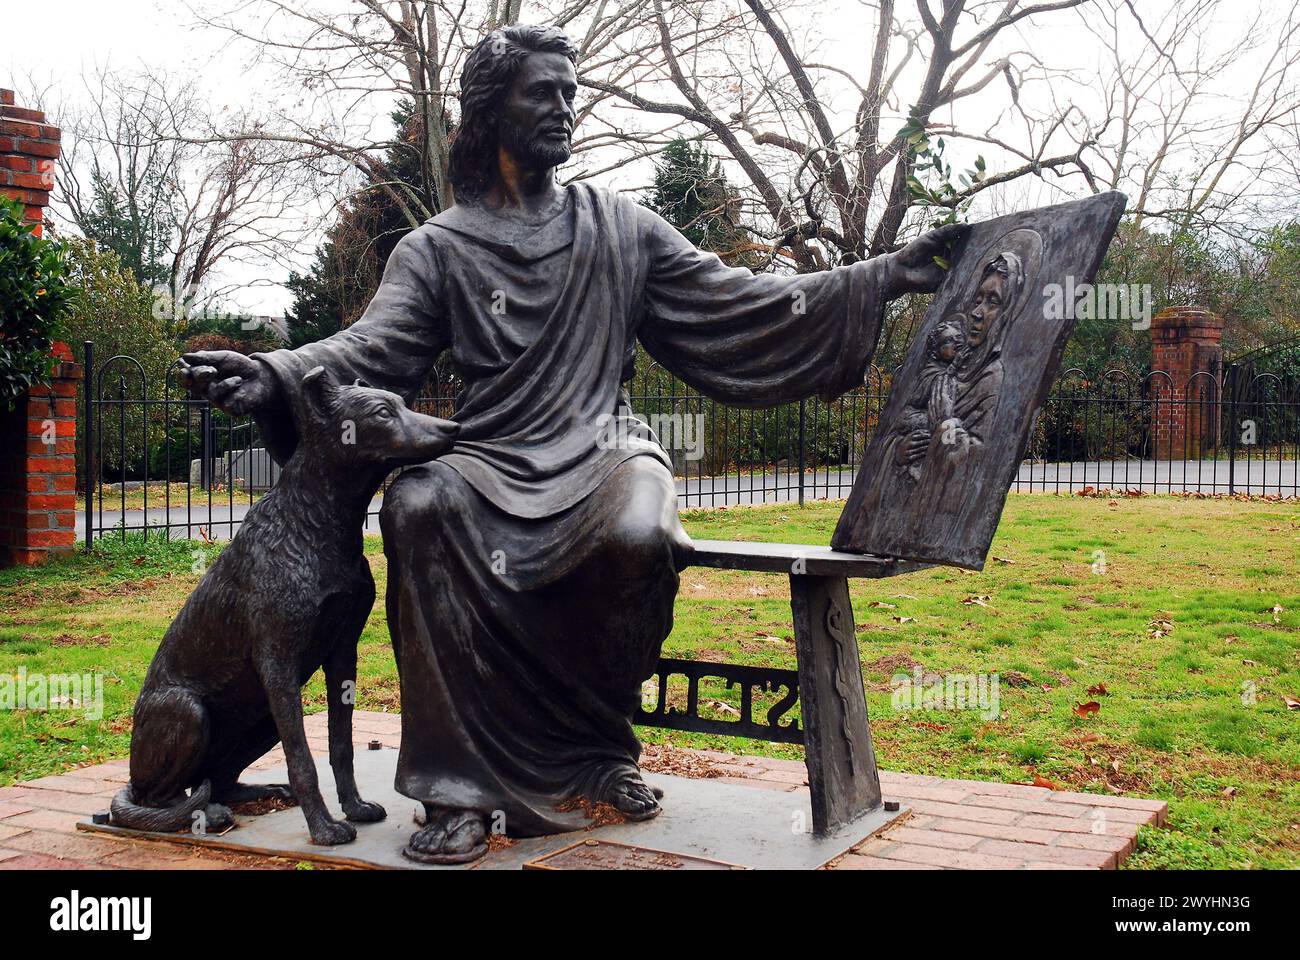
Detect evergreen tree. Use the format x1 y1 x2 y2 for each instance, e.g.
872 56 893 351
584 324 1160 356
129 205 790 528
644 138 754 266
78 172 176 290
285 101 430 347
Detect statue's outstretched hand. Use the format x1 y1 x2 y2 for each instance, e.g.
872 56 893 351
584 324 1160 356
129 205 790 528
178 351 278 417
885 222 968 297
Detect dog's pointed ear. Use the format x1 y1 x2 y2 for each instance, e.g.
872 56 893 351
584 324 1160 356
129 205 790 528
302 365 338 408
353 377 370 388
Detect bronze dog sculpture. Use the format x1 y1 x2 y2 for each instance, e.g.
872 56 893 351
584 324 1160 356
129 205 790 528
111 366 458 844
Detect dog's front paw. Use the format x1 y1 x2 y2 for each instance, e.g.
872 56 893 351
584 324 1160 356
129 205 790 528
309 817 358 846
343 799 387 823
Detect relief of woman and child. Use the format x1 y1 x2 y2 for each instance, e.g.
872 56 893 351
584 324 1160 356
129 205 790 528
858 229 1041 547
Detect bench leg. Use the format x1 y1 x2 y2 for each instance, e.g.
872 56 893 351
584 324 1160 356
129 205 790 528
789 573 882 836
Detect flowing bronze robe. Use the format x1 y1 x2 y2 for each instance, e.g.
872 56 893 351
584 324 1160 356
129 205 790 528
251 183 891 834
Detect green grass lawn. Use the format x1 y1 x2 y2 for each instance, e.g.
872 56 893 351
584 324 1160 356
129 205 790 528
2 494 1297 868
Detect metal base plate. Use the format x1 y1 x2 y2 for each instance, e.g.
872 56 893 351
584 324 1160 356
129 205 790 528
78 749 907 870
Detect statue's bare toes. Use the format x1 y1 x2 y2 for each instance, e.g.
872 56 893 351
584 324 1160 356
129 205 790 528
401 810 487 865
606 776 661 821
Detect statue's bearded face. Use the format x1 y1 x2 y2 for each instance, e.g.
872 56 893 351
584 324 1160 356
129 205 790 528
497 52 578 171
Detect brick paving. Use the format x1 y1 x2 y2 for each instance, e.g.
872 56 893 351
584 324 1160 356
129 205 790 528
0 711 1164 870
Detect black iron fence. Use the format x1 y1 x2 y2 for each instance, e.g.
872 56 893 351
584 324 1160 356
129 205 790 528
82 342 1300 546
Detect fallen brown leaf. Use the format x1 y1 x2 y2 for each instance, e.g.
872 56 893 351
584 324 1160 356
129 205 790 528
1147 617 1174 639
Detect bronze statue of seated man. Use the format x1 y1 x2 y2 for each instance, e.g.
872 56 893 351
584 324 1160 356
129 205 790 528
180 23 959 865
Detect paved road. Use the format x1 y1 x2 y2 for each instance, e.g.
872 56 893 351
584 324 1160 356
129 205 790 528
79 458 1299 542
1009 459 1298 495
677 459 1299 502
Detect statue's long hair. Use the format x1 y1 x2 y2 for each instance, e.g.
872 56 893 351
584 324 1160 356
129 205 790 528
447 25 579 200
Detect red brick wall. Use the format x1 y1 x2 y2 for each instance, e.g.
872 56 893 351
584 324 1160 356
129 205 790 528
0 344 81 566
1150 306 1224 459
0 88 78 567
0 88 60 237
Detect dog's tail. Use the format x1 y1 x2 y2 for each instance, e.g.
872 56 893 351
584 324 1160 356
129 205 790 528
110 780 212 833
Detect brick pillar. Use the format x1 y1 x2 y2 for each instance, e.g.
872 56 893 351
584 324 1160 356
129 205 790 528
0 88 60 237
0 344 82 566
1150 305 1224 459
0 88 78 567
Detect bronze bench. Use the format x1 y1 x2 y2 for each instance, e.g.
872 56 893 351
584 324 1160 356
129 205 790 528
636 539 928 836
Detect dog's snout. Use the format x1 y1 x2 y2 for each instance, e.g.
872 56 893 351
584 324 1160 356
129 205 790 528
411 413 457 438
399 411 459 459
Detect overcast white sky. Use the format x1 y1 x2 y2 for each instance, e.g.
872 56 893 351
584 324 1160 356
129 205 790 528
3 1 1292 314
8 1 245 111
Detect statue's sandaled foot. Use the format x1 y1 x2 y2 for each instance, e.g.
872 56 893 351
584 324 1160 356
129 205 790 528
402 809 488 865
212 782 294 804
603 772 661 822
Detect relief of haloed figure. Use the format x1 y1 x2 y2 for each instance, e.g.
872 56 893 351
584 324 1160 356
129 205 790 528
857 229 1041 544
834 196 1124 567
